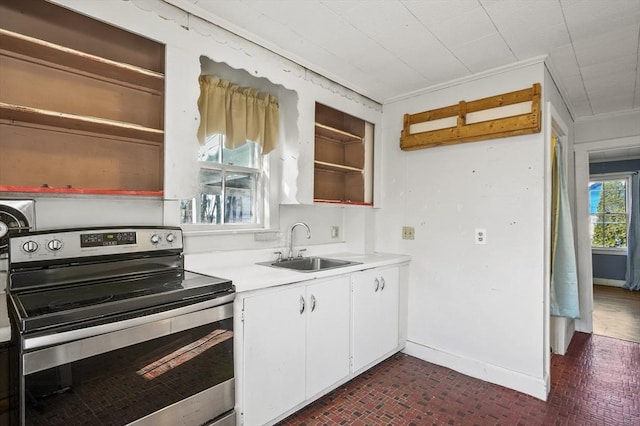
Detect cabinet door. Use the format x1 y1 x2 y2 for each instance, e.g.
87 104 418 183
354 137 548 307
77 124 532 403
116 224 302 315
378 267 400 356
242 286 306 426
305 276 351 397
351 269 383 372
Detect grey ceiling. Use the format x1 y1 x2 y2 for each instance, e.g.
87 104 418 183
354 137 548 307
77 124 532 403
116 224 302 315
176 0 640 119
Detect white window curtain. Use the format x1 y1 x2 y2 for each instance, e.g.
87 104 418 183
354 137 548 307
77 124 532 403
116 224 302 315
197 75 279 154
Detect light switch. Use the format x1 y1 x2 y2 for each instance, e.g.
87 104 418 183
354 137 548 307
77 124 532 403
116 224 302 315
402 226 415 240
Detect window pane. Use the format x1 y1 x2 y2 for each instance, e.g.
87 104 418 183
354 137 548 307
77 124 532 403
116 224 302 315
588 182 602 214
591 215 604 247
602 180 626 213
222 142 259 168
225 172 256 224
198 134 222 163
196 170 223 224
589 178 628 248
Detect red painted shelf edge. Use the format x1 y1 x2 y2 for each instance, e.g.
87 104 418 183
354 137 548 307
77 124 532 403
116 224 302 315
314 199 373 206
0 186 163 197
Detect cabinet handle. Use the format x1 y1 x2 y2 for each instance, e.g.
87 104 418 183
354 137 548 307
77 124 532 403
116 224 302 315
299 296 305 314
381 277 386 291
311 294 316 312
374 278 380 292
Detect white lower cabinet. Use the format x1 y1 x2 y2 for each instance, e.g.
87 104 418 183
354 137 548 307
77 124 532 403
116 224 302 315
241 276 350 426
352 267 400 372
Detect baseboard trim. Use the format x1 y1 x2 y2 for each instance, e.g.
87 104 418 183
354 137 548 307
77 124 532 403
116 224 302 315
403 341 548 401
593 278 625 287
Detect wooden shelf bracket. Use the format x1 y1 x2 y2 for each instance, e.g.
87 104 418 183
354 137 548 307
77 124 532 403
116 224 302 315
400 83 541 151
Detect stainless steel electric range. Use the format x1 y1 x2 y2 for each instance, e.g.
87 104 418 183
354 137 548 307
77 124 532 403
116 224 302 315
6 226 235 426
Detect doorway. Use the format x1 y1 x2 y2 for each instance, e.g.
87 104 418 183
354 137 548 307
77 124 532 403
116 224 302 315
588 152 640 343
574 137 640 342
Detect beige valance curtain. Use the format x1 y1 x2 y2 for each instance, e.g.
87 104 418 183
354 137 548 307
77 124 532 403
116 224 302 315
197 75 279 154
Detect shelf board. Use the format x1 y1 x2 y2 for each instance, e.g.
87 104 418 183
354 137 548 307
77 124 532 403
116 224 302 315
0 28 164 92
314 199 373 206
315 123 363 143
0 103 164 143
314 160 363 174
0 185 163 197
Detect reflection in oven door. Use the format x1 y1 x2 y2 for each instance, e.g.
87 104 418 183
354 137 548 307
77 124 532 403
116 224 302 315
21 306 234 425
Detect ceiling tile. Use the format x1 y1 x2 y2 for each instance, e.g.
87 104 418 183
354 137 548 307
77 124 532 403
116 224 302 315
572 25 640 67
481 0 565 33
562 0 640 42
402 0 482 28
429 7 496 47
450 32 517 73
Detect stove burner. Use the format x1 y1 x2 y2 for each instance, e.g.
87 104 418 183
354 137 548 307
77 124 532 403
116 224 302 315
48 295 115 311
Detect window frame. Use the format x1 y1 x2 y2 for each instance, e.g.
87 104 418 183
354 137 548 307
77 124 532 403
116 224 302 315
181 137 268 232
589 172 631 254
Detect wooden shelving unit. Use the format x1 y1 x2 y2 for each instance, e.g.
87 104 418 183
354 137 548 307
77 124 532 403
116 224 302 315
400 84 541 151
0 0 165 196
314 103 373 205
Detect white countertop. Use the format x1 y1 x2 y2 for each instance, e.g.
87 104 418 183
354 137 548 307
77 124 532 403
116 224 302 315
186 251 411 293
0 250 410 343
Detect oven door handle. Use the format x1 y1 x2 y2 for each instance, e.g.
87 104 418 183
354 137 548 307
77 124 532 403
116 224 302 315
22 296 234 375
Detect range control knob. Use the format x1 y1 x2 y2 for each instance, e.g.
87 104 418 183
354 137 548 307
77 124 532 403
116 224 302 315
47 239 63 251
150 234 161 244
166 233 175 243
22 240 38 253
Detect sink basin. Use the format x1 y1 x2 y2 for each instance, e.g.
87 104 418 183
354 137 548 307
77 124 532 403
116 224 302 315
258 256 360 272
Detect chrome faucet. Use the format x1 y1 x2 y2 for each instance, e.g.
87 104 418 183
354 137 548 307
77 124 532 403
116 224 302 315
288 222 311 260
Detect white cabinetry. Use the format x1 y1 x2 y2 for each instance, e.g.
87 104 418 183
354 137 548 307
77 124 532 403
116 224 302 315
352 267 399 372
241 276 350 426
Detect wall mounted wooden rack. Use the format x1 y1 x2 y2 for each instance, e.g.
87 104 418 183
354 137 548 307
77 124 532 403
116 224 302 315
400 83 541 151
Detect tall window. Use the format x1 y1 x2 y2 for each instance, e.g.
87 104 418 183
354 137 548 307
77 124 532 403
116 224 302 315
180 134 262 226
589 177 629 248
181 75 279 228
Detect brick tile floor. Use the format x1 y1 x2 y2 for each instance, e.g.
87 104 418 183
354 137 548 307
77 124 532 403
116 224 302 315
279 333 639 426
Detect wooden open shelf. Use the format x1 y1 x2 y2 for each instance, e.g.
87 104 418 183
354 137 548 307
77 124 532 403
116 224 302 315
0 103 164 143
0 28 164 93
0 0 166 195
314 103 373 205
0 186 163 197
314 160 363 174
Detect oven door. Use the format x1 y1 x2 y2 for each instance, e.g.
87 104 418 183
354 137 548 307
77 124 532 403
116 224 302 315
19 302 235 426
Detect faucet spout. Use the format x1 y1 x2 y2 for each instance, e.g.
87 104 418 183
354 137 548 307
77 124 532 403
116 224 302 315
288 222 311 260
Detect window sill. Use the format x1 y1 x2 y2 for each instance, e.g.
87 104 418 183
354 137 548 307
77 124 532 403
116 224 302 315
591 247 628 256
182 225 280 239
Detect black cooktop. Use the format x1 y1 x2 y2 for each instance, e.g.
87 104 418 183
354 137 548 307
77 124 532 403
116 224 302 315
9 270 234 334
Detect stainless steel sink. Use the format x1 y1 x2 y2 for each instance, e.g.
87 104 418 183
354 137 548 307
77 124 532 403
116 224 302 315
258 256 360 272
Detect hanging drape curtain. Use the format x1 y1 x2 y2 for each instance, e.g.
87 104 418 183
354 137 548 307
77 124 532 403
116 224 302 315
550 139 580 318
197 75 279 154
625 172 640 291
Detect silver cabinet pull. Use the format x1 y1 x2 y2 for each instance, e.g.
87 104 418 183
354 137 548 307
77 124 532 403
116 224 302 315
299 295 305 314
311 294 316 312
374 277 380 292
381 277 386 291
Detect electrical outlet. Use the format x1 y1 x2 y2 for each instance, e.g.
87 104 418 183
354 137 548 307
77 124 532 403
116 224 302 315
475 228 487 244
402 226 415 240
331 226 340 239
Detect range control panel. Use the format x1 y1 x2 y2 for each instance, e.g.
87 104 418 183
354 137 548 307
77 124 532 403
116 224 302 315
9 227 182 264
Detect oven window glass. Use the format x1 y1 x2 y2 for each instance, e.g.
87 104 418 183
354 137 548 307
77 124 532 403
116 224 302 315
24 318 233 424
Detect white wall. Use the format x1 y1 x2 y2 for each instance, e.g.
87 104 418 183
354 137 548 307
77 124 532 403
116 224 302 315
377 61 550 399
575 109 640 144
